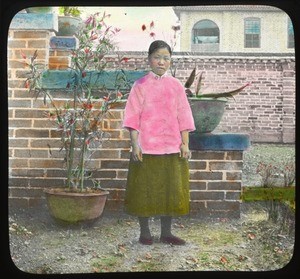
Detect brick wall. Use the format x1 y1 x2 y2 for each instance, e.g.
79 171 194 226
7 16 295 218
105 53 295 143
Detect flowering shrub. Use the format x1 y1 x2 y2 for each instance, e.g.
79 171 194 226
256 158 295 188
23 12 129 191
256 162 278 187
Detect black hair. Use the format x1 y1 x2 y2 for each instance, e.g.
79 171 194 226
148 40 172 56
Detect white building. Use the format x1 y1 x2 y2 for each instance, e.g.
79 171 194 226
173 5 294 54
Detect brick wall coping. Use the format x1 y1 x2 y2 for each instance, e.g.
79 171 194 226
111 51 295 61
9 13 58 32
39 69 147 91
190 133 251 151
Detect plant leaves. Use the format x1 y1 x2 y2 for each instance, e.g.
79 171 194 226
197 83 250 99
195 72 203 97
184 67 196 88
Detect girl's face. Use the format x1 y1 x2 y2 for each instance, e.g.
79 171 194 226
148 48 171 76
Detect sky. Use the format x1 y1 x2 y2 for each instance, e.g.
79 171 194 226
77 6 180 51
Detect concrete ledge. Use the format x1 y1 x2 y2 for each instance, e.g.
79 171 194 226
40 70 147 90
10 13 58 32
190 132 251 151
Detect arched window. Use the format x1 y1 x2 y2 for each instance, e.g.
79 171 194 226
288 17 294 48
192 20 219 44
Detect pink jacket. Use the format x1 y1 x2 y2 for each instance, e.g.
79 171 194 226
123 71 195 155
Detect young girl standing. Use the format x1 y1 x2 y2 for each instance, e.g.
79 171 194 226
123 40 195 245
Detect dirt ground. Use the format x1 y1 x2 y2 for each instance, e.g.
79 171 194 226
9 201 295 274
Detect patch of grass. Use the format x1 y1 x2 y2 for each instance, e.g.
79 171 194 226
241 187 295 202
134 260 165 272
185 224 242 247
91 254 124 273
242 186 295 213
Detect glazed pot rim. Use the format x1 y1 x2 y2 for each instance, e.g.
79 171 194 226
188 97 228 102
44 188 109 197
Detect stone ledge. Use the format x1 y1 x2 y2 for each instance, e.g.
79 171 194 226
190 132 251 151
39 70 147 91
10 13 58 32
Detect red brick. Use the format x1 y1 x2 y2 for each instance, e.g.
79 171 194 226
208 181 241 191
9 158 29 168
101 160 129 169
98 179 126 189
189 160 207 170
190 171 222 180
189 181 206 190
190 191 224 201
13 31 49 39
29 159 64 168
9 139 29 148
209 161 243 171
28 40 48 48
14 149 48 158
9 119 32 127
15 129 49 138
207 201 240 211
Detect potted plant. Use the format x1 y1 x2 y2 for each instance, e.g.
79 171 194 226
57 6 83 36
23 12 129 224
184 68 250 133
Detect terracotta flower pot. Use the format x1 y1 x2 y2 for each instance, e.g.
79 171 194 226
44 188 109 224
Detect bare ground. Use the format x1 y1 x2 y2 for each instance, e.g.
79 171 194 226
9 201 295 274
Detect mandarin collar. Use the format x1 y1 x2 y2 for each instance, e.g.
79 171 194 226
149 71 169 80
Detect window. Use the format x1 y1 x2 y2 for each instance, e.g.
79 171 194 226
244 18 260 48
288 18 294 48
192 20 219 44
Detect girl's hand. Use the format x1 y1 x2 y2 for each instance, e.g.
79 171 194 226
132 144 143 162
180 143 191 159
129 129 143 162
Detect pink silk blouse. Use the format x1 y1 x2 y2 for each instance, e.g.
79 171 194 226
123 71 195 155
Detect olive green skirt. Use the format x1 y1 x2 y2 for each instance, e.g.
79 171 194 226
124 153 190 217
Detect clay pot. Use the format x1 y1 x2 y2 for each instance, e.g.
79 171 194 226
44 188 109 224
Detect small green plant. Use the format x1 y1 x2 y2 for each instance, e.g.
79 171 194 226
59 6 81 17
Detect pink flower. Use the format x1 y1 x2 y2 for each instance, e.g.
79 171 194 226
149 32 156 38
85 16 93 25
150 21 154 29
20 50 27 59
91 34 98 40
25 80 30 88
121 57 130 63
